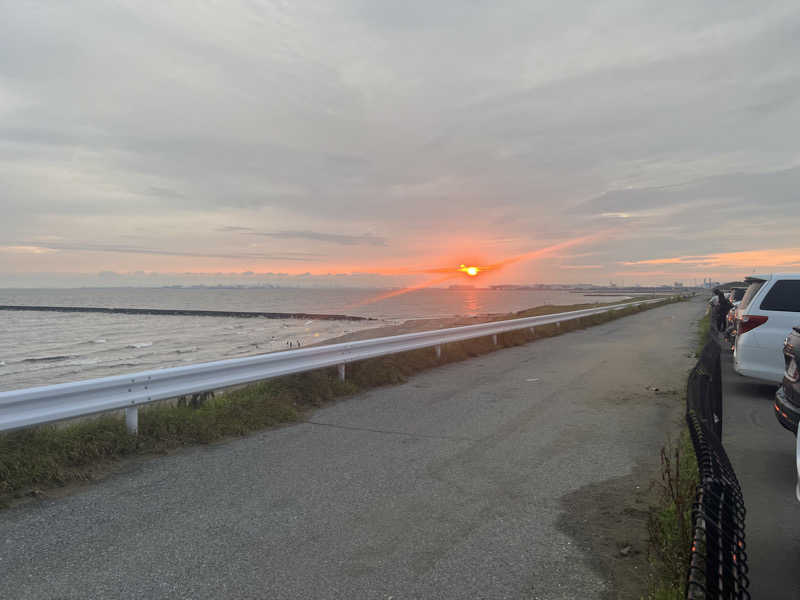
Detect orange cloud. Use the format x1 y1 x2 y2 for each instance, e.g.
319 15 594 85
560 264 604 270
350 233 607 306
349 233 607 278
0 245 59 254
621 248 800 270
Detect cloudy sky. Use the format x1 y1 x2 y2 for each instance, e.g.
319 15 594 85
2 0 800 287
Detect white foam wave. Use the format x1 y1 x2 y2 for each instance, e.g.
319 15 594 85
22 354 75 363
127 342 153 349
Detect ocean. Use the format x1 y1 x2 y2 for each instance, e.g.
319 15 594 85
0 287 629 391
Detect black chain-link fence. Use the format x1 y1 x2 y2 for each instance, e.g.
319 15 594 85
685 335 750 598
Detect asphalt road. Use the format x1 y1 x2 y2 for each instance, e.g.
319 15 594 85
0 299 703 600
721 349 800 599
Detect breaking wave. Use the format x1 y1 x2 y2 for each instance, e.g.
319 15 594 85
22 355 75 363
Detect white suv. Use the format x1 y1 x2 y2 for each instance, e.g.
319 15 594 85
734 273 800 383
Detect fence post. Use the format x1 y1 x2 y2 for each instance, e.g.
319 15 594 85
492 334 498 346
338 363 346 382
435 345 442 359
125 406 138 434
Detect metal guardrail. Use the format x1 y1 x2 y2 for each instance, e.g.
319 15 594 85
686 336 750 599
0 297 671 435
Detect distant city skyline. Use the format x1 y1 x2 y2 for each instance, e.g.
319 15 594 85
0 268 722 289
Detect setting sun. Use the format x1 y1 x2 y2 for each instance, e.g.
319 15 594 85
459 264 480 277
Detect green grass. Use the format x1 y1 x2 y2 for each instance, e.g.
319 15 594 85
646 430 698 599
0 295 685 506
696 311 711 356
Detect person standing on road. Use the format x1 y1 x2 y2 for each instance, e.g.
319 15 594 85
714 289 733 332
709 292 720 330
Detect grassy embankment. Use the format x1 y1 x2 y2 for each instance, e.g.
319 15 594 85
695 308 711 356
645 311 707 598
0 295 685 507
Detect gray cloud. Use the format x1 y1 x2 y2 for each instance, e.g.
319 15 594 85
9 241 322 261
569 166 800 263
250 231 387 246
1 1 799 282
216 226 254 232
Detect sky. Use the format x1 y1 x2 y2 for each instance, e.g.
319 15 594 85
2 0 800 288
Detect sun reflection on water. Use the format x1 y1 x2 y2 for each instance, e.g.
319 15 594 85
463 290 479 314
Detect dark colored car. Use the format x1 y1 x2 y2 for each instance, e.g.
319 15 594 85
728 287 747 304
775 326 800 434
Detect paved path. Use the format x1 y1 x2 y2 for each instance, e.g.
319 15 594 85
721 352 800 599
0 299 702 599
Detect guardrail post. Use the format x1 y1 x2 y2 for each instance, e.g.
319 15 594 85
125 406 138 434
338 363 346 382
435 345 442 359
492 334 498 346
555 322 561 331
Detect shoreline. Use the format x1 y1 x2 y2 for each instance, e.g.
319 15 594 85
0 304 372 321
313 295 661 346
0 297 664 393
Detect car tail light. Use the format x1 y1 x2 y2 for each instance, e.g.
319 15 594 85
738 314 768 335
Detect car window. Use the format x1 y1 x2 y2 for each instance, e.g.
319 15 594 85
759 280 800 312
739 281 765 309
731 288 746 301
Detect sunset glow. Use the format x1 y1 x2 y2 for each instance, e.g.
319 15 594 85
459 264 480 277
622 248 800 271
2 1 799 291
345 234 605 307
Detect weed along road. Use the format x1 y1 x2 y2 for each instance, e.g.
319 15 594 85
0 298 703 599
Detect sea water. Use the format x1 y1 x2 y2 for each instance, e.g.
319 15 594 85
0 287 627 391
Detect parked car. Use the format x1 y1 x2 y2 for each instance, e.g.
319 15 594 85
723 288 747 346
728 286 746 306
775 326 800 434
733 274 800 383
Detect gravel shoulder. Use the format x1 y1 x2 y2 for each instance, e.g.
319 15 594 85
0 298 703 599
